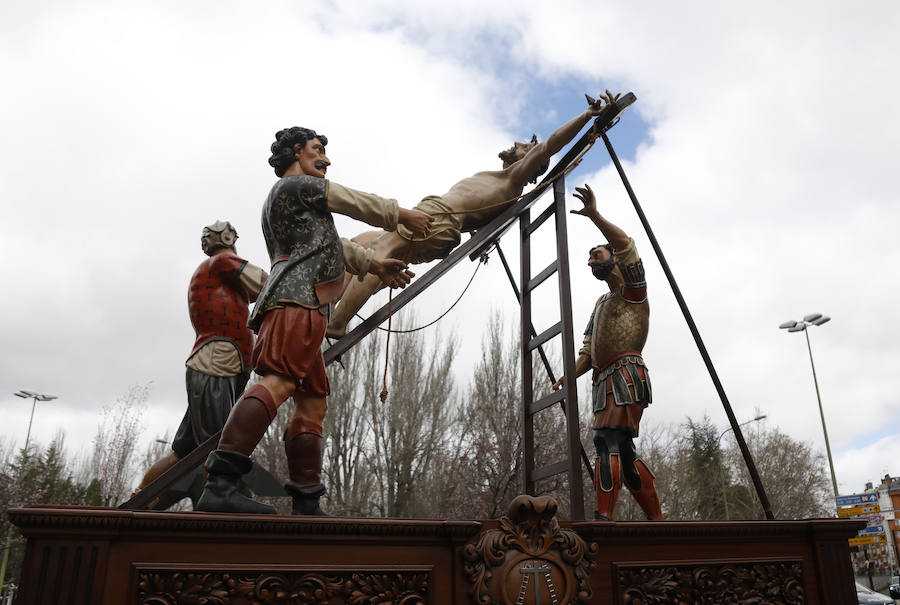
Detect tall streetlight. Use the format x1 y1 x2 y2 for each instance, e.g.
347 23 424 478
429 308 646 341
0 390 57 592
779 314 838 499
718 414 767 520
12 390 57 456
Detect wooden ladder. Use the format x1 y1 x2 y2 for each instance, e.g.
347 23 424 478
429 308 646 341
517 176 585 519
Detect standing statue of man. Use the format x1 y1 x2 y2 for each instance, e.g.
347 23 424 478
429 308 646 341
137 221 267 499
325 94 617 338
196 127 432 515
555 184 662 521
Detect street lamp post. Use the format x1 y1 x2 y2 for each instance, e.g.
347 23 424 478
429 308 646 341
0 390 57 593
779 314 838 499
717 414 767 520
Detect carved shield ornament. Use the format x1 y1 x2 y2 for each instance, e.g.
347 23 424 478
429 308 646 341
464 495 598 605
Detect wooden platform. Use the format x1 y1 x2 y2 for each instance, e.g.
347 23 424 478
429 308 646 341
9 502 863 604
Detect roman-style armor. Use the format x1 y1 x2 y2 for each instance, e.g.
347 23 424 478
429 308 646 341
582 238 662 521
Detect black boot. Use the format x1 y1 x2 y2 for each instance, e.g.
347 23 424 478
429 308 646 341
284 481 329 516
196 450 276 514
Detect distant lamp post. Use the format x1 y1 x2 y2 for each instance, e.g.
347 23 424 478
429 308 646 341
718 414 767 520
779 314 838 499
1 390 58 592
12 390 58 456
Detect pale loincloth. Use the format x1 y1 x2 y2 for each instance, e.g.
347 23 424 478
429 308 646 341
395 195 462 263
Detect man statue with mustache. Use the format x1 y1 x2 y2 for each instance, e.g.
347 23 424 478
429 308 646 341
196 127 432 515
554 183 662 521
325 94 617 338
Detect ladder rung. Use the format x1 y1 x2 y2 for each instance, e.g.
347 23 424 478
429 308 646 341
528 322 561 352
523 203 556 238
531 460 569 482
525 260 559 294
528 389 565 416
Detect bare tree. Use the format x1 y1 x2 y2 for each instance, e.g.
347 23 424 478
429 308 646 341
436 313 569 520
365 323 457 518
90 383 149 506
441 312 521 519
140 431 171 474
322 339 378 517
725 424 831 519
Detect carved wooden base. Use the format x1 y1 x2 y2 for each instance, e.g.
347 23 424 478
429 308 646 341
9 503 862 605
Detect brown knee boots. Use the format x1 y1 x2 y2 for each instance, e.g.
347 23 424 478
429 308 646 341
197 384 278 514
283 418 329 516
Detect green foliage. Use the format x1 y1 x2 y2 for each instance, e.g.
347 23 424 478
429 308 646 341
578 413 832 521
1 435 104 588
681 415 728 520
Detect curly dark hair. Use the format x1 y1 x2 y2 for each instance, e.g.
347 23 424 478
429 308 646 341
590 243 614 255
268 127 328 177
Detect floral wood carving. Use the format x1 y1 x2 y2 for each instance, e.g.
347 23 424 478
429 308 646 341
463 495 598 605
137 569 428 605
617 561 805 604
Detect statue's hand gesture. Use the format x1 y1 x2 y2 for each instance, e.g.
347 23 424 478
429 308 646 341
370 258 415 289
571 184 597 217
585 90 622 115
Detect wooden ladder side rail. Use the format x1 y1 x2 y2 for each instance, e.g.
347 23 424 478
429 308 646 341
493 242 595 482
552 177 586 520
519 206 536 497
519 178 585 519
324 93 636 367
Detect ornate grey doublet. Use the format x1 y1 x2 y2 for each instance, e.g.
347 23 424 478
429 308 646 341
248 176 344 331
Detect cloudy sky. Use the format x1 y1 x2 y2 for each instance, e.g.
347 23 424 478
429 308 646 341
2 0 898 505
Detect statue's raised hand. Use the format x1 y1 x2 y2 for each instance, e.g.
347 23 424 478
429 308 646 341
585 90 623 115
571 183 598 217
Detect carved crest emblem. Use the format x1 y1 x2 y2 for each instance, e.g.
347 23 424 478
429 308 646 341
464 495 598 605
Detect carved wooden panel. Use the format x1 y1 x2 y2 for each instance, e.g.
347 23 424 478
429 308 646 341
615 561 804 604
27 543 99 605
136 567 430 605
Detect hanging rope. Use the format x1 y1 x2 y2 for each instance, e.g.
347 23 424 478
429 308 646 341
376 252 487 403
379 289 393 403
356 251 487 334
